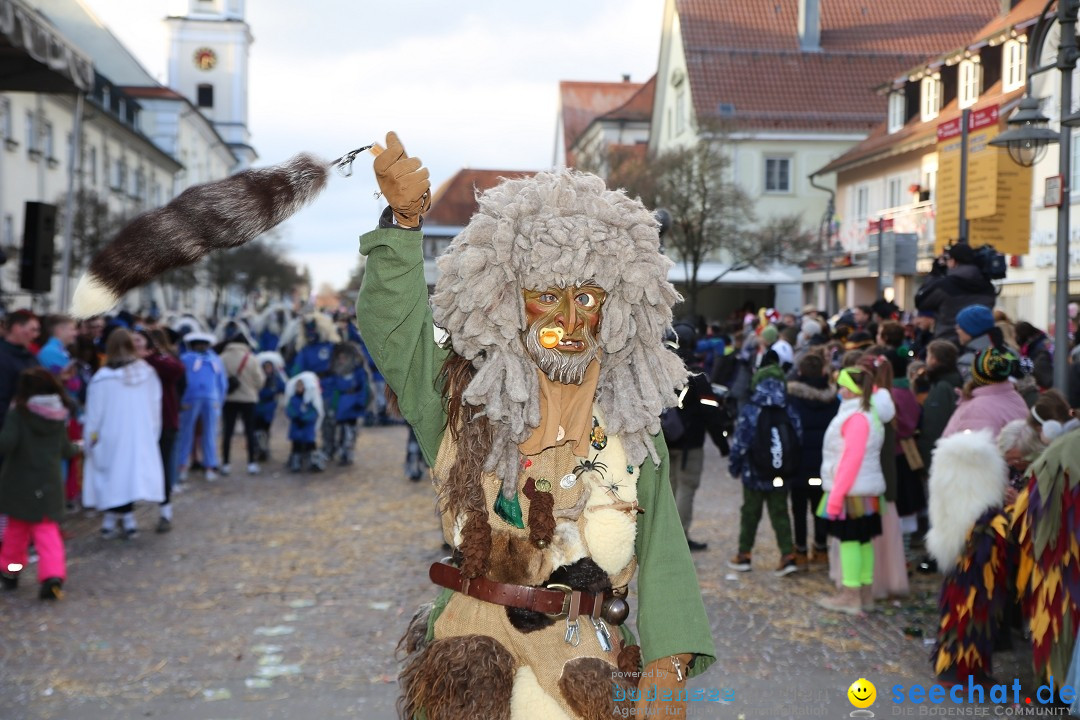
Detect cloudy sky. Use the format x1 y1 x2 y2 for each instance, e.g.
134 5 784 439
81 0 664 290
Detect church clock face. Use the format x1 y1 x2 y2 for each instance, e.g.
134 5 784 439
194 47 217 71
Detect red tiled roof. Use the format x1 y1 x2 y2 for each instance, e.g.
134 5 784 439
677 0 1002 130
972 0 1047 42
815 80 1026 176
120 86 186 100
425 169 539 227
559 80 644 155
599 75 656 123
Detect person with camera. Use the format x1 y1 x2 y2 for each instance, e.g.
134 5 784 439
915 243 996 346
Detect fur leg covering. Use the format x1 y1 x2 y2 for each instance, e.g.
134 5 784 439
397 634 514 720
71 153 328 318
396 603 432 660
558 657 635 720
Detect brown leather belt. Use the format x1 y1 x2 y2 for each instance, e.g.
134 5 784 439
429 561 624 624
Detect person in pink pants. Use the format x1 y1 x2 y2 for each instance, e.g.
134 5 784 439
0 368 81 600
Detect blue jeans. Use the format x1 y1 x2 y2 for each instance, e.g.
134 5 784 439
178 398 221 470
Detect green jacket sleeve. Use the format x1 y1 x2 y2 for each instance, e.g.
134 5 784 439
634 433 717 677
355 223 448 465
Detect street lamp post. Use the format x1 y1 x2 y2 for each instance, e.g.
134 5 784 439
989 0 1079 392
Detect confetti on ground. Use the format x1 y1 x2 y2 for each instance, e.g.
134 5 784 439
255 664 302 679
253 626 295 636
244 678 273 689
367 602 392 611
257 655 284 666
202 688 232 701
288 599 316 609
250 644 283 655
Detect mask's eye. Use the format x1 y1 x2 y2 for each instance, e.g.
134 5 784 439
576 292 597 308
538 293 558 304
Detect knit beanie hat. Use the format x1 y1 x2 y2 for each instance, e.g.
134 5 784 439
760 325 779 345
971 347 1014 386
956 305 995 338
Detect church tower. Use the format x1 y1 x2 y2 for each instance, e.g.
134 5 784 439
164 0 256 169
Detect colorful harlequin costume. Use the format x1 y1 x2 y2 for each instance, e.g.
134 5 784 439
356 133 715 719
1012 426 1080 689
926 428 1011 682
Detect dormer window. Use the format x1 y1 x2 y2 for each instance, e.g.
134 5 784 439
887 92 906 134
958 58 982 109
1003 38 1027 92
921 74 941 121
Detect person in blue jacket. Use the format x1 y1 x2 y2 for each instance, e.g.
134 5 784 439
284 372 322 473
254 352 287 462
322 343 369 466
177 332 227 480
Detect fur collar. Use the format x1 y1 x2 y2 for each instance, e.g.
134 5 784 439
925 429 1007 570
786 379 836 403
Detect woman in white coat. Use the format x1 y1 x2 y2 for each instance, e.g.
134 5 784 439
83 328 164 539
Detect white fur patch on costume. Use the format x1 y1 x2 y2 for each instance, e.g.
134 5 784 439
70 272 121 319
584 509 637 576
547 520 586 569
510 665 573 720
926 429 1007 570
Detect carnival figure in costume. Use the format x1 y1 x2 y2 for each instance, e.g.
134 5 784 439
1012 424 1080 690
926 428 1011 683
355 133 716 720
288 313 340 470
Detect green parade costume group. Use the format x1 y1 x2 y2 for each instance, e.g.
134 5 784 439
355 133 715 719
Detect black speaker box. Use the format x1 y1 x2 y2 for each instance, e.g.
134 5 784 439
20 201 56 293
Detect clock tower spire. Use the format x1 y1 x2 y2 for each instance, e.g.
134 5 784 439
165 0 256 169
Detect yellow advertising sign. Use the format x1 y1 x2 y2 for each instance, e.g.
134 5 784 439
934 105 1031 255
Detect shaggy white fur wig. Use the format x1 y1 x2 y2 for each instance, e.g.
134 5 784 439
430 170 686 496
926 429 1008 571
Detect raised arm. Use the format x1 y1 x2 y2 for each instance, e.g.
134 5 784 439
355 133 447 464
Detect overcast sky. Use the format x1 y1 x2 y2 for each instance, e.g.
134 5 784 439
80 0 663 291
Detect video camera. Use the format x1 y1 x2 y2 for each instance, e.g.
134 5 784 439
936 242 1007 280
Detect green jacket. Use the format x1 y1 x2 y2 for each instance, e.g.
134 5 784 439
356 224 716 677
0 406 79 523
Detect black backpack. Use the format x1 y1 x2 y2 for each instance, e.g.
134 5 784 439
750 405 801 480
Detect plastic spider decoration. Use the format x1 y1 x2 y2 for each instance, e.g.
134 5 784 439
575 455 608 481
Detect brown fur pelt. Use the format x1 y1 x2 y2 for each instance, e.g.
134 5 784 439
439 353 495 577
559 657 635 720
617 644 642 678
71 153 329 318
522 477 556 549
506 558 611 633
397 634 514 720
395 603 433 661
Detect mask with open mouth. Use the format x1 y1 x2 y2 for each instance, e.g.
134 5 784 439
522 284 605 385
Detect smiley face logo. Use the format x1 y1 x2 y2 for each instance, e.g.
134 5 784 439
847 678 876 709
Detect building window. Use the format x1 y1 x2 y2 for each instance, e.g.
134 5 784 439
855 185 870 223
0 97 10 141
921 75 942 121
88 146 97 184
1003 38 1027 92
43 121 54 160
764 157 791 193
887 92 905 134
197 84 214 108
675 87 686 135
958 58 982 109
26 111 37 154
887 177 903 208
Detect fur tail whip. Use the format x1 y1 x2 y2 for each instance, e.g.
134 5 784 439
71 153 329 318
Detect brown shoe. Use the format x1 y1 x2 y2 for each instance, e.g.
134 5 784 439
727 552 752 572
775 554 799 576
817 587 863 615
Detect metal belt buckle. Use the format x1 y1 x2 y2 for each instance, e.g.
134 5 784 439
544 583 573 619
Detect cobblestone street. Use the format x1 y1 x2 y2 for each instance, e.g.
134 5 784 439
1 423 1041 719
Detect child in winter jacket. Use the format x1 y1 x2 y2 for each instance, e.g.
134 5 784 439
254 352 287 462
728 351 804 576
0 368 81 600
285 372 322 473
816 365 886 615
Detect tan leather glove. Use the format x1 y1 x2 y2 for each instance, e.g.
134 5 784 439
636 653 694 718
373 131 431 228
